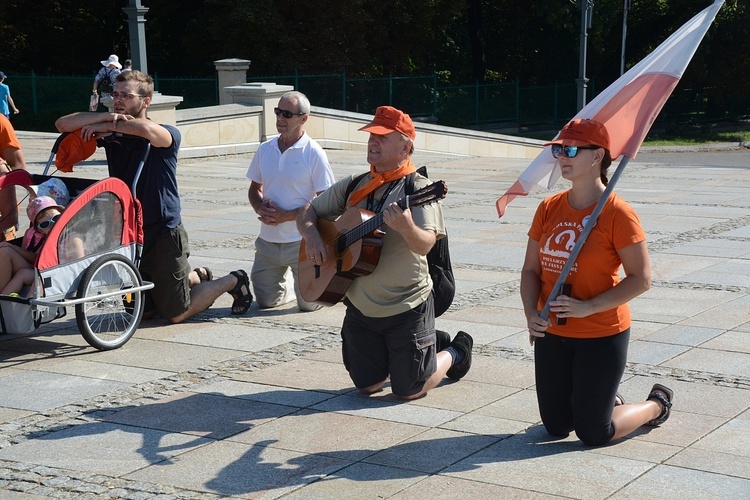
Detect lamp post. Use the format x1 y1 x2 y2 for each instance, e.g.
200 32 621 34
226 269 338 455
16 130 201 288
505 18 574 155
576 0 594 110
123 0 149 74
620 0 631 76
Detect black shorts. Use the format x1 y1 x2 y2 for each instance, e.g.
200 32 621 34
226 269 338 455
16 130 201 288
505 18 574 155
139 224 192 319
341 296 437 397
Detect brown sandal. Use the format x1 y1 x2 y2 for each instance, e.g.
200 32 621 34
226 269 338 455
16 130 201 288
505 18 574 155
194 267 213 282
645 383 673 426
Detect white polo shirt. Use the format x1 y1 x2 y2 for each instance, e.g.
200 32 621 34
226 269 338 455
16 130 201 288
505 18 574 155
246 132 334 243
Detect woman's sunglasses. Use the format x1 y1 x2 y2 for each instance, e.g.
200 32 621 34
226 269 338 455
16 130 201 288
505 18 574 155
274 107 305 119
36 214 60 230
550 145 599 159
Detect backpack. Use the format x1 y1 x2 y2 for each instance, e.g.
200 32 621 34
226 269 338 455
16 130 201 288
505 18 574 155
345 166 455 317
98 68 116 94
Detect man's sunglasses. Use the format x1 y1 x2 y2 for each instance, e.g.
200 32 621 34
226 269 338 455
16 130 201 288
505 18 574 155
274 107 305 119
550 145 599 159
36 214 60 230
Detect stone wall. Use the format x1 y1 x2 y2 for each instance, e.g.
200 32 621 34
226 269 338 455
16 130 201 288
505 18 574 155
169 59 544 159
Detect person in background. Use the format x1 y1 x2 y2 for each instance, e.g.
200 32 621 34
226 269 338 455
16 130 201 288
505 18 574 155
0 114 27 240
91 55 122 111
122 59 133 72
56 70 253 323
521 118 673 446
246 91 335 311
0 72 20 119
297 105 472 400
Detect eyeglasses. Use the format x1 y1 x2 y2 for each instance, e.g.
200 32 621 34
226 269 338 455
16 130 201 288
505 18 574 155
274 107 305 119
36 214 60 230
110 91 144 100
550 145 599 159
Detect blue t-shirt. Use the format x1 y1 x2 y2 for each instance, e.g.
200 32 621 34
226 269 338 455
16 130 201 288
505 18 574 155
99 124 182 232
0 84 10 116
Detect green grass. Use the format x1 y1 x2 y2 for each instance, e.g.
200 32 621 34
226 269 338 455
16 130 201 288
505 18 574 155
642 129 750 146
515 127 750 146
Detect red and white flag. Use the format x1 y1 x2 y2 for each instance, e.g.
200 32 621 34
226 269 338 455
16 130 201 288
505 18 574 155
496 0 725 217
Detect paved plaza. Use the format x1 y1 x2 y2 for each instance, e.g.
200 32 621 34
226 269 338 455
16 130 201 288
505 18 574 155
1 131 749 499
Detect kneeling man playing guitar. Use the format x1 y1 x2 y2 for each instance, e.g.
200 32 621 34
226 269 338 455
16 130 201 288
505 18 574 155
296 105 473 401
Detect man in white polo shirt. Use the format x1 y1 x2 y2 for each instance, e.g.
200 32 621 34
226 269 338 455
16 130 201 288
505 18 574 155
246 91 334 311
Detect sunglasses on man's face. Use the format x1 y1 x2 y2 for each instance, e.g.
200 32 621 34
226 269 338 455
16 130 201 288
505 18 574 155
274 107 305 119
550 145 599 159
36 214 60 230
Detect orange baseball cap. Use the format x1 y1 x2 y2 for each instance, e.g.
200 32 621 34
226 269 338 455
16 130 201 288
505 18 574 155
544 118 610 151
359 106 416 140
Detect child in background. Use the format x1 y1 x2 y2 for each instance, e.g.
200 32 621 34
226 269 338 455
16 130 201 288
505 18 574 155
0 196 65 296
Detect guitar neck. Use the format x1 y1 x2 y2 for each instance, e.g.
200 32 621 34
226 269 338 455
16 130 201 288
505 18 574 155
339 198 408 252
340 212 384 250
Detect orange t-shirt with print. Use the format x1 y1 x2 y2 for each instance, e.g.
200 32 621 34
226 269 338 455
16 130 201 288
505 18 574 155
529 190 646 338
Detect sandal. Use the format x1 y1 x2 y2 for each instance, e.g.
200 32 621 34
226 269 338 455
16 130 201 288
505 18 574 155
194 267 213 283
645 383 673 426
229 270 253 315
615 392 625 406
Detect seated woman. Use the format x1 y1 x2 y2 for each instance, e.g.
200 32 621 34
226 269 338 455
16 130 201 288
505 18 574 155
0 196 65 297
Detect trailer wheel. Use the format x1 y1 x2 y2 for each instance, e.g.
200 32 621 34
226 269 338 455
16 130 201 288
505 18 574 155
75 254 144 350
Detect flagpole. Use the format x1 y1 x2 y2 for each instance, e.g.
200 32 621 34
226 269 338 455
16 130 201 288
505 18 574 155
540 155 631 321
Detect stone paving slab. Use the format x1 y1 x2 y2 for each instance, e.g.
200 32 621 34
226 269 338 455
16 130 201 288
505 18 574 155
0 133 749 498
105 392 300 439
123 439 347 497
0 422 213 475
0 371 129 412
193 379 340 408
668 447 750 481
32 359 173 384
312 393 465 428
612 465 750 499
445 426 655 499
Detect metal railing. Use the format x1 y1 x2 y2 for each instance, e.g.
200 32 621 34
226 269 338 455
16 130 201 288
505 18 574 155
6 71 744 133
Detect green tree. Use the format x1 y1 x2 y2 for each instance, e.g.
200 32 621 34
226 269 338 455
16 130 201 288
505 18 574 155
0 0 127 75
0 0 745 125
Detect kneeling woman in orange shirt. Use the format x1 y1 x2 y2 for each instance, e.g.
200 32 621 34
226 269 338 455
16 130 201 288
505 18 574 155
521 118 673 446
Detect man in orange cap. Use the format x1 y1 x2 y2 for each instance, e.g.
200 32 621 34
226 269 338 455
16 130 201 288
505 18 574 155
0 113 27 240
297 105 472 400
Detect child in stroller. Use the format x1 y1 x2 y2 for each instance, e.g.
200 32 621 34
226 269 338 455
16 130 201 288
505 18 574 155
0 196 82 297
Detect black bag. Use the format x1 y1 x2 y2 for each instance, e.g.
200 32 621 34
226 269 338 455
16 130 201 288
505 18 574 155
98 68 116 94
345 166 455 317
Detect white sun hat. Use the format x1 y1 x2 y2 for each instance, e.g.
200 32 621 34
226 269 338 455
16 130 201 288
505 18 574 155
101 54 122 69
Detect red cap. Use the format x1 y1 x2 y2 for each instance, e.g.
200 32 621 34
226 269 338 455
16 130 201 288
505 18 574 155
55 130 97 173
359 106 416 140
544 118 610 151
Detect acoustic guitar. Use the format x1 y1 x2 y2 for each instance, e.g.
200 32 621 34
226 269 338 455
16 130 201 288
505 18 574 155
298 180 448 306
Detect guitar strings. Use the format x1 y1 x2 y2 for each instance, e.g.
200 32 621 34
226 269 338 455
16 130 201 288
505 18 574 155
312 184 440 258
